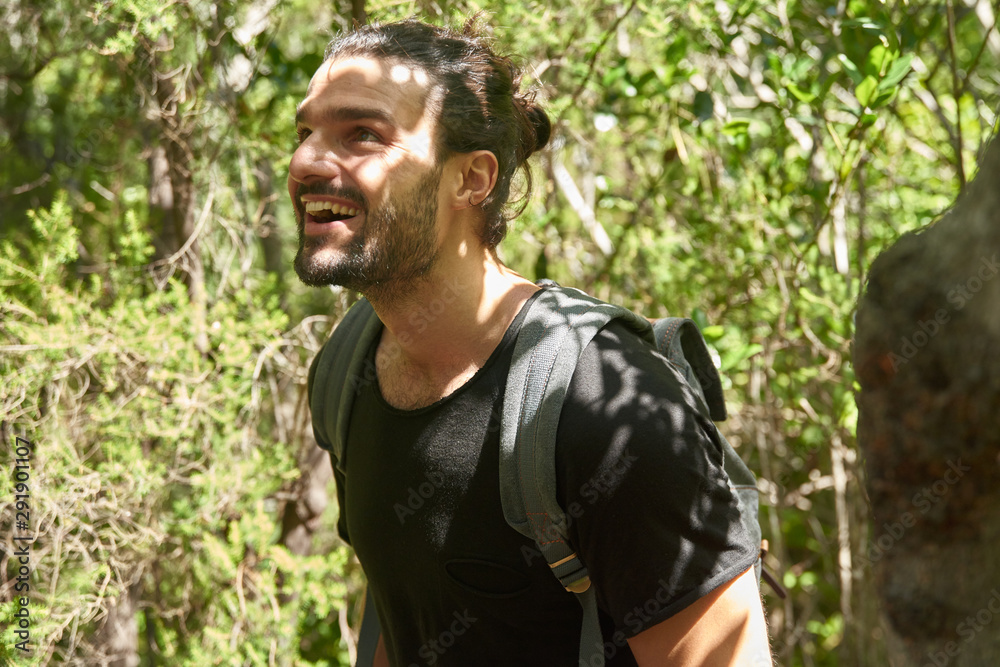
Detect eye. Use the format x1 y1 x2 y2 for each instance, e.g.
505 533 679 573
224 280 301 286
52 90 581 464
353 128 382 143
295 127 311 144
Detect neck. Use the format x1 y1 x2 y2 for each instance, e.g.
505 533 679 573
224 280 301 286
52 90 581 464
365 245 537 410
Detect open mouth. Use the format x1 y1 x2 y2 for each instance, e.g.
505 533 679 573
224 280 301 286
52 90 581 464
304 200 362 223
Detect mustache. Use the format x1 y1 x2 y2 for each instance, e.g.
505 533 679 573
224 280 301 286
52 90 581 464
294 183 369 214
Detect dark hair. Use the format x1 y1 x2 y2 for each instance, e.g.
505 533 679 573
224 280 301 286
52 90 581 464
324 18 551 248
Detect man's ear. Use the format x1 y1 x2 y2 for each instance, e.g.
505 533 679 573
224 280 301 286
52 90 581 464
451 150 498 210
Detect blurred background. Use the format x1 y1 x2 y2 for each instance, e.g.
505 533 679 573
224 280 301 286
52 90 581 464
1 0 997 664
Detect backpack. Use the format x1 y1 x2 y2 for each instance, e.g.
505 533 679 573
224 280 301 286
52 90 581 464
308 283 764 667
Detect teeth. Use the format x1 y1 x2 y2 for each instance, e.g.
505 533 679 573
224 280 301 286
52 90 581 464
304 201 360 217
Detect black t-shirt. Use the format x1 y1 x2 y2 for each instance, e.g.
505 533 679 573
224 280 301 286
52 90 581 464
332 293 757 666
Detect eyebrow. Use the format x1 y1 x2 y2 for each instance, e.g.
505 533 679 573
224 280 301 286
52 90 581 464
295 104 395 126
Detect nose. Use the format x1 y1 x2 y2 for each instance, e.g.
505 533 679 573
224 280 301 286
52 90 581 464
288 133 343 191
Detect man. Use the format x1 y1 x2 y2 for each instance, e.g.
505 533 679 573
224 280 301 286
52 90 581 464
291 18 771 666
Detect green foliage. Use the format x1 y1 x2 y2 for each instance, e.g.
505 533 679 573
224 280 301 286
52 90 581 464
0 193 351 663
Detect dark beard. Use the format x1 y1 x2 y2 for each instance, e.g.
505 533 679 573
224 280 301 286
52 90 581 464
293 166 442 301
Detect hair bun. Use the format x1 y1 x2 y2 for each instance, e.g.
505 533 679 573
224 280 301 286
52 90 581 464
526 104 552 152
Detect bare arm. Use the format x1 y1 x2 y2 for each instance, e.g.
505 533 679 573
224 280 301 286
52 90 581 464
627 567 771 667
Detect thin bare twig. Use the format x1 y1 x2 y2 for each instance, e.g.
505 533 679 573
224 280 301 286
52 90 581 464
554 0 640 129
946 0 967 190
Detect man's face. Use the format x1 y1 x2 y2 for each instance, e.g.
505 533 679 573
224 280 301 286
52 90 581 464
288 56 445 296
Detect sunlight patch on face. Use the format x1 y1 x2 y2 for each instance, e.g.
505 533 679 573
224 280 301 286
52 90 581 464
409 129 434 162
306 56 439 167
388 63 409 83
388 63 430 87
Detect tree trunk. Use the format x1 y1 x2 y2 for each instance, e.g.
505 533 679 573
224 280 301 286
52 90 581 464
147 40 208 354
854 130 1000 666
351 0 366 25
279 442 334 558
254 160 286 301
95 580 142 667
148 142 176 264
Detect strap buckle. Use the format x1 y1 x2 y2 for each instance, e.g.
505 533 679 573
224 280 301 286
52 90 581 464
549 553 592 593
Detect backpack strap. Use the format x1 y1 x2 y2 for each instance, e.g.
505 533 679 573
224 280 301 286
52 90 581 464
307 298 383 667
500 285 651 667
354 586 382 667
309 297 382 473
652 318 762 583
651 317 727 421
